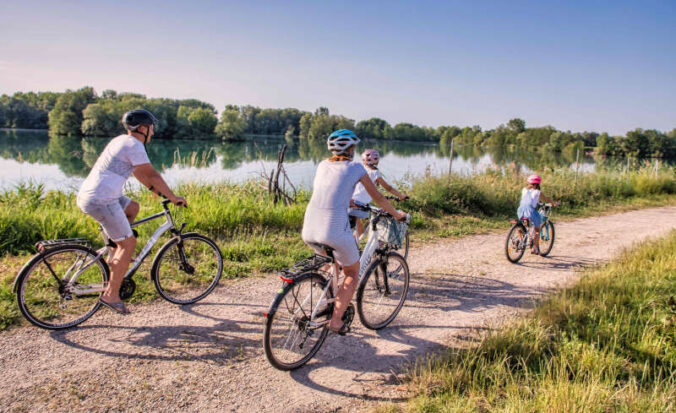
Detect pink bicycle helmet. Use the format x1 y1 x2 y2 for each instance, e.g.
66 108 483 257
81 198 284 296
527 174 542 185
362 149 380 167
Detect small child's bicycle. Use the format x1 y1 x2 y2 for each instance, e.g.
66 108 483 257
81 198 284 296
505 203 556 263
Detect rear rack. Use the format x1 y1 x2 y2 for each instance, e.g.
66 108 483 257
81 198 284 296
280 254 333 278
35 238 91 252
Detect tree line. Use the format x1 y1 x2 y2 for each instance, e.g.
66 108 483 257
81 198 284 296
1 87 674 158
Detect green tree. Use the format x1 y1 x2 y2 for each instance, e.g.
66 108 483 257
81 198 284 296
507 118 526 134
188 107 218 135
215 107 246 140
48 87 96 135
356 117 392 139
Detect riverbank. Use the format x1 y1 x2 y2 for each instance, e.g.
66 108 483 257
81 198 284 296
0 167 674 329
393 230 676 412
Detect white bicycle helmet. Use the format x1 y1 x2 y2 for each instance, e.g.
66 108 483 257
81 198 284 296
327 129 360 154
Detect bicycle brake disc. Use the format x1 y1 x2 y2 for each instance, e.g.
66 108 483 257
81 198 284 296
119 278 136 300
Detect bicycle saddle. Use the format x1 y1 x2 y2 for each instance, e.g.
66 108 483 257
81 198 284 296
308 243 335 259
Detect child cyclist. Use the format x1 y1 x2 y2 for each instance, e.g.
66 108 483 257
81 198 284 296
350 149 409 237
302 130 407 335
517 174 559 255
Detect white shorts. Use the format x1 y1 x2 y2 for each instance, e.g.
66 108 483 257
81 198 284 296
302 209 360 266
77 196 133 242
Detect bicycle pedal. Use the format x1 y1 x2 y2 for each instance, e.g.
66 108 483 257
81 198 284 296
342 303 355 327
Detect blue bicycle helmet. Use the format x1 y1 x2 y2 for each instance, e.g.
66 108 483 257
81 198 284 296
327 129 360 154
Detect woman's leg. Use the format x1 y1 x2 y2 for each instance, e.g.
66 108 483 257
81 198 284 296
328 260 360 330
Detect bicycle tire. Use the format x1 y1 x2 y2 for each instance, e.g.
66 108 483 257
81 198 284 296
505 224 527 263
539 221 556 256
152 233 223 305
357 252 410 330
16 244 109 330
264 272 331 371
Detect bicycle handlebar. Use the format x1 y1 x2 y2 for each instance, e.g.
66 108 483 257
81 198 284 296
160 196 187 209
353 201 410 223
385 195 410 201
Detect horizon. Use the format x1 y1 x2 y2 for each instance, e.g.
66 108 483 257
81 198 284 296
1 1 674 136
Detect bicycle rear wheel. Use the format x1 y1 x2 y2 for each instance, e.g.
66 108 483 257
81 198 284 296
357 252 410 330
539 221 556 256
505 224 527 263
16 245 108 329
152 233 223 304
264 272 331 370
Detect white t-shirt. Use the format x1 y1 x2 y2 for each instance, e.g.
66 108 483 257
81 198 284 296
352 168 381 205
306 160 367 212
521 187 541 209
77 135 151 204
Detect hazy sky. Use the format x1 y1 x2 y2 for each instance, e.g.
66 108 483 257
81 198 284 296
1 0 674 135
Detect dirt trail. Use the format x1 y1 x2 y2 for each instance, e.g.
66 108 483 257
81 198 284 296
1 206 675 412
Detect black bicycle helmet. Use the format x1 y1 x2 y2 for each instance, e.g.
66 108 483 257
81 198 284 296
122 109 157 143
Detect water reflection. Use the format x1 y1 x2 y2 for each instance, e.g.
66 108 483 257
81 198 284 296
0 129 632 192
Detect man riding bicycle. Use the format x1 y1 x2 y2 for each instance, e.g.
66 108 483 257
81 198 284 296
76 109 186 314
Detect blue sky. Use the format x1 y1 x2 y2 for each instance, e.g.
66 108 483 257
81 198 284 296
1 0 674 135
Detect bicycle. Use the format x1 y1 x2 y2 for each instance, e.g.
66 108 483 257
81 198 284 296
505 203 556 263
352 195 409 275
14 199 223 329
263 204 410 370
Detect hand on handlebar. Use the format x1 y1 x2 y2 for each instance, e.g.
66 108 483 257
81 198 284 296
398 194 409 201
171 196 188 208
395 211 408 222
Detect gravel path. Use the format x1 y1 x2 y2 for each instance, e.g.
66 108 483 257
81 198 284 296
1 206 675 412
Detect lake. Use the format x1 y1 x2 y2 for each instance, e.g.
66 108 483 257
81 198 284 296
0 129 602 193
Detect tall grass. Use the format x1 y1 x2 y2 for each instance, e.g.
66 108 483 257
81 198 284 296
0 166 674 256
0 167 674 329
397 231 676 412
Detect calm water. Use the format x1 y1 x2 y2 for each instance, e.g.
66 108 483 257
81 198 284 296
0 129 599 193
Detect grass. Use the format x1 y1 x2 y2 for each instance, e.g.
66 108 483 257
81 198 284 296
0 166 674 329
384 231 676 412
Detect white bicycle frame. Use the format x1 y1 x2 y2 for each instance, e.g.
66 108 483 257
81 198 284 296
304 210 384 326
61 207 176 296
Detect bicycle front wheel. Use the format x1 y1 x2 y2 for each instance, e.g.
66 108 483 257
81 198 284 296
505 224 527 263
152 233 223 304
264 272 331 371
539 221 556 256
390 231 410 277
357 252 410 330
16 245 108 329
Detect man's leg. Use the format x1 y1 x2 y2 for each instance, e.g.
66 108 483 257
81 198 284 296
108 201 139 265
103 235 137 303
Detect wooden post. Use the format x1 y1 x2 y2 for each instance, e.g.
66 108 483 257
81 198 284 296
448 139 455 175
574 148 580 185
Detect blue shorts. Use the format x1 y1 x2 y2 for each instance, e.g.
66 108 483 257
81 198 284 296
78 196 133 242
517 206 543 228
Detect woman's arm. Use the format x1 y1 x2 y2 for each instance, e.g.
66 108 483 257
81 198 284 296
375 177 408 200
133 164 187 206
361 175 406 221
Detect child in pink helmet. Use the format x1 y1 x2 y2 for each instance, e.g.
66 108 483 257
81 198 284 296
517 174 559 254
350 149 408 237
